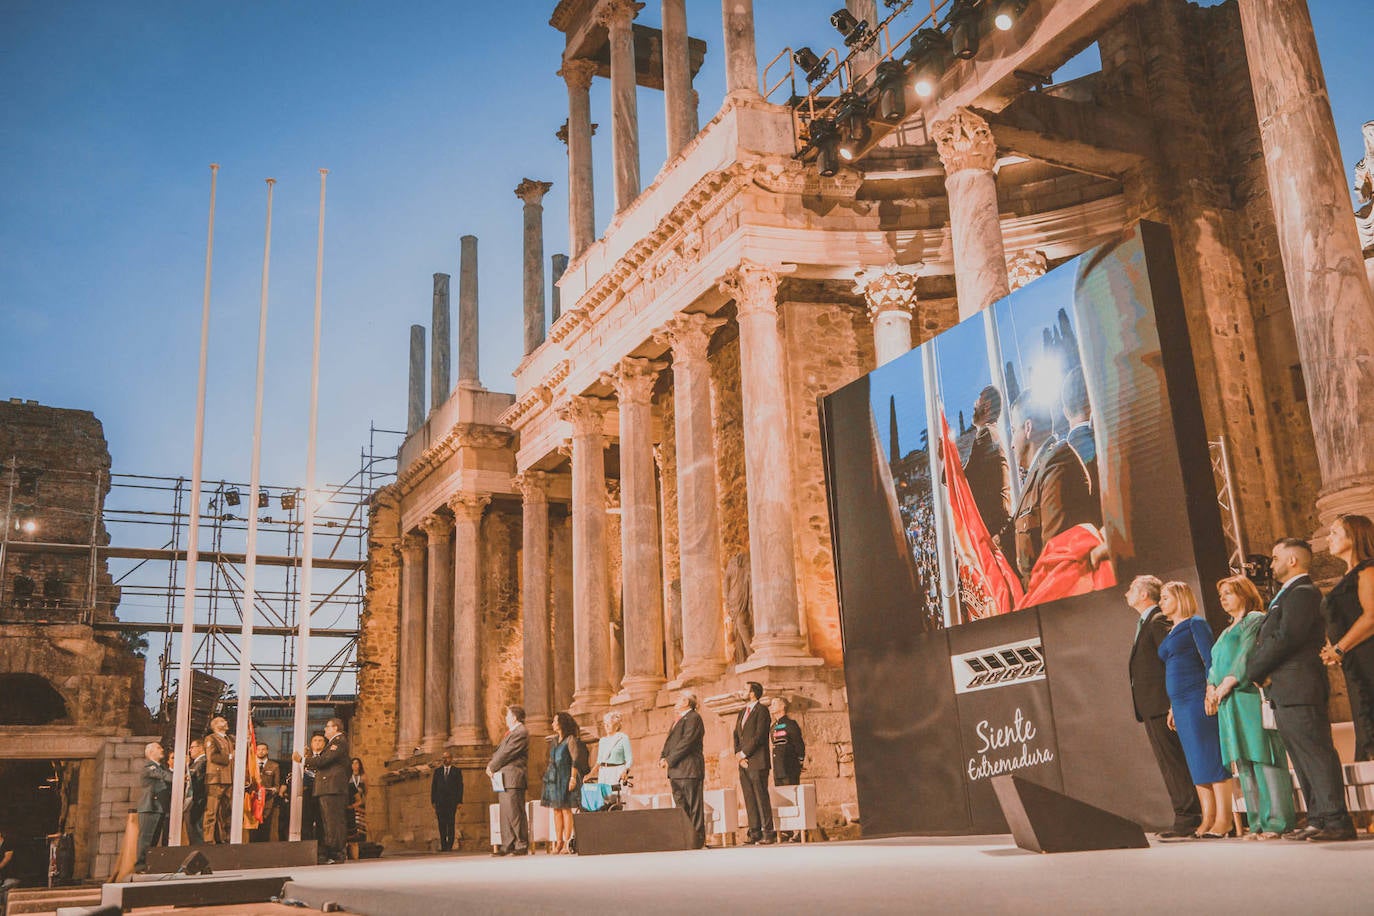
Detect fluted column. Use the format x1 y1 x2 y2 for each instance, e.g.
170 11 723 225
561 397 614 715
933 109 1009 320
551 513 575 711
419 514 454 752
515 471 553 735
407 325 425 436
654 313 728 683
396 533 427 758
600 0 644 212
662 0 695 158
722 0 760 101
551 253 569 322
603 358 668 703
719 262 819 668
1238 0 1374 522
847 0 881 89
558 60 598 257
854 263 919 366
448 493 490 746
516 179 553 356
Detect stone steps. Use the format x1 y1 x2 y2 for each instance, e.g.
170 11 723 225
3 885 102 916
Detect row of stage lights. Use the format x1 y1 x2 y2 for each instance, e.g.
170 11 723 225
793 0 1031 176
213 487 299 511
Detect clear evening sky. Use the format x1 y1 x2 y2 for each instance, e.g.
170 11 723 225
2 1 1368 492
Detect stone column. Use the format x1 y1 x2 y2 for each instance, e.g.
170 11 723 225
558 60 598 258
847 0 881 89
854 263 919 366
551 253 569 322
602 358 668 703
601 0 644 212
458 235 480 388
654 313 728 683
431 273 450 408
719 262 819 668
1238 0 1374 522
1006 249 1048 293
516 179 553 356
561 397 613 715
419 513 454 752
395 533 427 758
448 493 490 746
932 109 1009 320
551 513 575 711
722 0 760 101
514 471 553 735
407 325 425 435
662 0 695 159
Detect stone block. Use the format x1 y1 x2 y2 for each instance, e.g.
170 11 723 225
114 741 144 758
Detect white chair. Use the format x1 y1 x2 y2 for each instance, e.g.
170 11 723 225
488 803 502 851
527 800 554 851
702 787 739 846
770 784 818 842
622 793 657 811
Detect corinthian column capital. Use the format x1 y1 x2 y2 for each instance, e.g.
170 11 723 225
932 108 997 175
401 532 427 558
853 262 921 321
513 470 551 505
419 512 454 540
596 0 644 28
1006 249 1049 292
719 260 793 319
601 357 666 406
558 58 598 92
654 312 728 365
515 178 553 206
446 492 491 523
559 396 610 436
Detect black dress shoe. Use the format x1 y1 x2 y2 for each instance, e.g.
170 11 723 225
1283 826 1322 841
492 849 509 857
760 835 777 845
511 847 530 856
743 837 759 846
1156 830 1191 839
1307 828 1357 842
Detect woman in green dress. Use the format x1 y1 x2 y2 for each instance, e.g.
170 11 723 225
1206 575 1295 839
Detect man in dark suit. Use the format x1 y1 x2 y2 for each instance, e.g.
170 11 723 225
734 681 775 845
1126 575 1202 837
485 705 529 856
1060 367 1101 529
135 742 173 871
431 752 463 852
1245 538 1356 842
659 690 706 849
252 743 284 842
185 739 206 845
202 716 234 844
963 386 1010 539
295 718 350 862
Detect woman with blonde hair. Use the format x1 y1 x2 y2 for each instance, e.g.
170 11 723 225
1320 514 1374 760
1206 576 1294 838
1158 580 1233 837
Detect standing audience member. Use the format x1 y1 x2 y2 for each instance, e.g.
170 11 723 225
0 827 18 902
542 712 583 854
295 734 326 842
185 740 207 845
135 742 173 871
1126 575 1202 838
1246 539 1356 841
1206 576 1294 839
1158 581 1233 837
251 743 284 842
734 681 775 845
769 697 806 843
202 716 234 844
660 691 706 849
347 758 367 858
430 752 463 852
1320 514 1374 761
294 718 350 863
486 705 530 856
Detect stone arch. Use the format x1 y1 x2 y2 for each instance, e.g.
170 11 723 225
0 672 70 725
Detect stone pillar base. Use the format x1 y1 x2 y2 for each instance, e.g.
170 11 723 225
738 636 823 673
668 658 727 688
570 689 613 720
447 726 486 747
1315 482 1374 530
420 734 447 754
612 676 664 707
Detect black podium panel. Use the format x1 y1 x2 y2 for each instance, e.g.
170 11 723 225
145 839 317 873
992 775 1149 853
574 809 696 855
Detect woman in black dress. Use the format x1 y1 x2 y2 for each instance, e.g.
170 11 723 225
1320 514 1374 760
541 712 583 854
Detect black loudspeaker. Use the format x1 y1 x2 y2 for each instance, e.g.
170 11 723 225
991 775 1150 853
145 840 317 874
178 850 213 875
573 809 696 855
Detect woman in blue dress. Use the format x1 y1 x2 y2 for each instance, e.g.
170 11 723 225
541 712 584 854
1158 580 1234 838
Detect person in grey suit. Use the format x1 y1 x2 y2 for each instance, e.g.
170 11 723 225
135 742 173 871
1245 538 1356 842
486 705 530 856
659 691 706 848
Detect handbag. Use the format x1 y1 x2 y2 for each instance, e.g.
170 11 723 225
1258 687 1277 731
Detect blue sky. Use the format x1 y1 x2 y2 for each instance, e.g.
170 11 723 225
2 0 1369 493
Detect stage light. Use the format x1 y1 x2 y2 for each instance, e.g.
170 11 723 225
830 9 870 47
258 491 269 509
835 92 872 161
793 47 830 83
946 0 981 59
224 487 241 507
905 29 951 99
280 491 297 511
809 119 841 177
22 519 37 534
993 0 1029 31
874 61 907 123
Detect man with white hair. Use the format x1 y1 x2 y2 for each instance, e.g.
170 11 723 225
135 742 173 871
659 691 706 848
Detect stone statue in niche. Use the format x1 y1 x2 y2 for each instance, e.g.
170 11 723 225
1356 120 1374 253
724 553 753 664
667 579 684 675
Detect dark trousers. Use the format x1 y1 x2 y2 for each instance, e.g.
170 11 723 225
738 766 774 841
669 777 705 849
434 802 457 850
135 811 167 868
251 799 280 842
317 793 348 860
498 788 528 852
185 802 205 845
203 784 231 844
1142 714 1203 831
1273 703 1353 832
1343 655 1374 761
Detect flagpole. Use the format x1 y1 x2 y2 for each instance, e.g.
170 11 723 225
231 177 275 843
168 163 218 847
290 168 327 841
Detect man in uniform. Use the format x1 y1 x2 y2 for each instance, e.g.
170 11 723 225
295 719 349 863
202 717 234 844
252 742 285 842
135 742 173 871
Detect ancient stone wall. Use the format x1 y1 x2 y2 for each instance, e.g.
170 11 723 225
480 506 521 744
352 489 401 831
708 326 749 664
88 735 159 880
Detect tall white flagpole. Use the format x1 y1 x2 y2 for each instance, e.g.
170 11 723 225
231 177 276 843
290 168 327 840
168 163 218 847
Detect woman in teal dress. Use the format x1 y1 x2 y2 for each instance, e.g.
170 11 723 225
1206 575 1295 839
541 712 583 854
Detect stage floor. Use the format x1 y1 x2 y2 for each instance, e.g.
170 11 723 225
273 833 1374 915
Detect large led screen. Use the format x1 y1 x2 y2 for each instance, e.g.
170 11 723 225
822 222 1230 835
